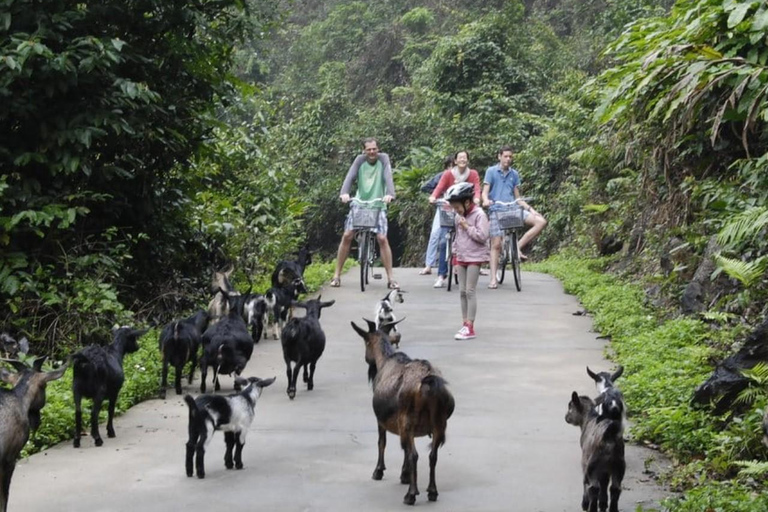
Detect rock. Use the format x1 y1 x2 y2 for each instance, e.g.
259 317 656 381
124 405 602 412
599 234 623 256
681 236 720 314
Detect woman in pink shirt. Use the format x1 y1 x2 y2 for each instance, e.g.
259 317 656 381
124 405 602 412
445 182 490 340
428 150 482 288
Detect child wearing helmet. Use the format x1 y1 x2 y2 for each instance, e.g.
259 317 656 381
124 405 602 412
446 181 490 340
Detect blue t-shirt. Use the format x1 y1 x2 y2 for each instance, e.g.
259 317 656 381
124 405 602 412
484 165 520 211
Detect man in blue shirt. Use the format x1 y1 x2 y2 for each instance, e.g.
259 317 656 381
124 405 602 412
481 146 547 288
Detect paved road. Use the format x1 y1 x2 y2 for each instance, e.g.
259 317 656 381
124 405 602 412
12 269 668 512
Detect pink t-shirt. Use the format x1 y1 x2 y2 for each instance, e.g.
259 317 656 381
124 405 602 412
430 169 482 200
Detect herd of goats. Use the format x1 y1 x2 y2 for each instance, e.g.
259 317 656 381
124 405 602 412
0 247 632 511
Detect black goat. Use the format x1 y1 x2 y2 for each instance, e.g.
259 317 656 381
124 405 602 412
0 359 67 512
266 277 303 340
184 376 276 479
159 310 209 398
565 392 625 512
200 289 254 393
72 326 148 447
270 246 312 290
351 319 455 505
587 366 626 427
281 297 335 399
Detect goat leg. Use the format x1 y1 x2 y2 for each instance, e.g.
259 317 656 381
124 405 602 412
188 352 197 385
288 361 301 400
185 438 197 477
91 396 104 446
174 363 184 395
73 391 83 448
587 483 599 512
372 424 386 480
598 475 609 512
426 429 445 501
200 358 208 393
213 365 221 392
224 432 235 469
234 432 245 469
195 436 207 479
401 434 419 505
609 461 625 512
307 361 316 391
106 395 117 438
399 452 410 484
2 459 16 512
160 358 169 399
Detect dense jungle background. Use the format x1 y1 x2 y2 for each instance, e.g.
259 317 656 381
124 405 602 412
3 0 768 508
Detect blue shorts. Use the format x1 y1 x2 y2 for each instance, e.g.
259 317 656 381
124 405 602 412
489 209 530 238
345 207 388 235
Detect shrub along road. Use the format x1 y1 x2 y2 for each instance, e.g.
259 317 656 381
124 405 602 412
12 269 669 511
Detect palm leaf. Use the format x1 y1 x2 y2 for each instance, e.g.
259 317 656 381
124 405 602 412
717 207 768 248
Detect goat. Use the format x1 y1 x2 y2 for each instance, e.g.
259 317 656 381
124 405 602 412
0 334 28 359
159 310 209 398
200 289 254 393
351 319 455 505
266 277 303 340
0 359 67 512
184 376 276 479
270 246 312 291
244 294 268 343
375 288 406 347
565 392 625 512
207 266 241 325
281 297 335 399
379 317 405 349
587 366 626 428
72 326 148 447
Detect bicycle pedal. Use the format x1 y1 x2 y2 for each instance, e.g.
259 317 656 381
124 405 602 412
372 273 383 280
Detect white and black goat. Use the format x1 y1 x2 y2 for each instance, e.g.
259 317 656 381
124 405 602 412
184 376 275 479
351 319 455 505
374 288 406 348
159 310 209 398
281 297 334 399
200 289 254 393
0 359 67 512
244 294 269 342
565 392 626 512
587 366 626 429
0 334 28 359
72 326 148 447
266 276 303 340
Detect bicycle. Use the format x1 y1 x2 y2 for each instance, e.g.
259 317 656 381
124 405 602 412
435 199 458 292
492 198 531 292
350 198 384 292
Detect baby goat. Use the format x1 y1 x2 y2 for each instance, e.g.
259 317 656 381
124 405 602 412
72 326 148 447
374 288 406 345
244 294 268 343
0 359 67 512
379 317 405 349
566 392 625 512
266 276 303 340
184 376 276 479
159 310 209 398
281 297 335 399
587 366 626 428
351 319 455 505
200 289 254 393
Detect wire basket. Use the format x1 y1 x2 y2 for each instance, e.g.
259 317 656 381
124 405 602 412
351 207 378 229
496 208 525 230
439 208 456 228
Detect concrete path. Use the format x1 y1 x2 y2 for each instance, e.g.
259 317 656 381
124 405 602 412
12 269 668 512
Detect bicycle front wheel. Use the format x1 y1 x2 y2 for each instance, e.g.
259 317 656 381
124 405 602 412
511 232 522 292
446 232 454 292
359 234 369 292
496 236 507 285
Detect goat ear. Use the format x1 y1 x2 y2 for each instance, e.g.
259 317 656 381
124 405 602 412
350 321 368 339
361 318 377 332
3 359 28 373
44 363 68 382
320 300 335 308
586 366 599 382
18 337 29 355
571 391 581 408
256 376 276 388
0 367 20 385
234 376 248 387
32 356 47 372
382 317 406 328
611 366 624 382
131 328 149 339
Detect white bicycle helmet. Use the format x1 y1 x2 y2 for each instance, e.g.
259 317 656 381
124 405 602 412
445 182 474 202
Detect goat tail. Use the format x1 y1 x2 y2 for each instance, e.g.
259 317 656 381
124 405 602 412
420 375 455 447
184 395 198 419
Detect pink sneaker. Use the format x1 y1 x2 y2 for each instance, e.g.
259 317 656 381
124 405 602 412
455 323 476 340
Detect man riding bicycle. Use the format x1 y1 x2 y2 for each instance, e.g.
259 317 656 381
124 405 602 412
331 137 398 289
482 146 547 289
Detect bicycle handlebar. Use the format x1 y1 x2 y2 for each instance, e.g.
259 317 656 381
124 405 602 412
492 196 533 206
351 198 384 205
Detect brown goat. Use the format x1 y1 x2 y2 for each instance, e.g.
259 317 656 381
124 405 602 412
207 266 240 325
0 359 67 512
351 320 455 505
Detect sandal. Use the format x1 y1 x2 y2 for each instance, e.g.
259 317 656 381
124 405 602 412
519 253 529 261
487 282 498 289
387 280 400 290
329 277 341 287
418 268 432 275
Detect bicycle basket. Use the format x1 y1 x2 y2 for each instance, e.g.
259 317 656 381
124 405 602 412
439 208 456 228
351 207 378 229
496 208 525 230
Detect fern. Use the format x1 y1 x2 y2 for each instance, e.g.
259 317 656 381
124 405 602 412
735 460 768 478
715 255 768 288
717 207 768 248
734 363 768 406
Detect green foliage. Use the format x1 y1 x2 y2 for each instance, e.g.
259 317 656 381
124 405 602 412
662 480 768 511
715 255 768 288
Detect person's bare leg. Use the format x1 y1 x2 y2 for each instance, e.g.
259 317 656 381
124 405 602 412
377 234 395 283
333 230 355 279
489 236 502 286
518 215 548 254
